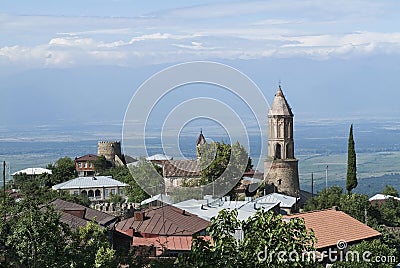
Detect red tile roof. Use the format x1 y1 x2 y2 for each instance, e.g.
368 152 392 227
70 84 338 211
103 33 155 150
284 208 381 249
75 154 98 161
116 205 209 236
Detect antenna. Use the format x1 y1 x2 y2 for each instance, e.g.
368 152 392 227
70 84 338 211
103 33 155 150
325 165 328 190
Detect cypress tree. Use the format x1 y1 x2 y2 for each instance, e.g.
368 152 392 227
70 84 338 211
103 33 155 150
346 124 357 194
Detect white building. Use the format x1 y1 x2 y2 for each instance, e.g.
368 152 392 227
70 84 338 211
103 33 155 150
52 176 127 201
12 167 52 177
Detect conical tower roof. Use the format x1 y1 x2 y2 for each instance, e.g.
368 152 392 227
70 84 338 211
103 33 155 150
196 130 206 146
268 86 293 116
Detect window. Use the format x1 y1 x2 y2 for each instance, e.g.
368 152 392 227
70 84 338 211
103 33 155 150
111 189 116 195
78 162 82 168
275 144 282 159
95 189 101 197
119 189 123 195
105 189 109 197
89 162 93 168
84 162 88 168
73 191 78 195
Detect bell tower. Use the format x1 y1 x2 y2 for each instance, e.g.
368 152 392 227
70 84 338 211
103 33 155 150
264 86 299 197
196 130 206 159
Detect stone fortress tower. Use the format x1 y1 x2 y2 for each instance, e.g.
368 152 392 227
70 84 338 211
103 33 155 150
97 141 124 166
264 86 300 197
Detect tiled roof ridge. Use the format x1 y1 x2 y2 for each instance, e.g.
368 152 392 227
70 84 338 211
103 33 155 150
289 206 340 216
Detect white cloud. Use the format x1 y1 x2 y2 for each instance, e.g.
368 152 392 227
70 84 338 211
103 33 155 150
1 1 400 69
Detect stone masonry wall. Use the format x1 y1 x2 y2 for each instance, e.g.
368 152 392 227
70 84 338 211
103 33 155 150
97 141 122 163
264 159 299 197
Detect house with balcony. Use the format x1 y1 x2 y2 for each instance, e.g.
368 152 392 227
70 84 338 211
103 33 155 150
52 176 127 201
75 154 98 176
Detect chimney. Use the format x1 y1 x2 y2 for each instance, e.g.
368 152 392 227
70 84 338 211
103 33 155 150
126 227 135 237
134 211 145 221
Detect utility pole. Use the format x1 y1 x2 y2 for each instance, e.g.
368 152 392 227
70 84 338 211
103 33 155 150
2 161 6 268
311 172 314 196
2 161 5 208
325 165 328 190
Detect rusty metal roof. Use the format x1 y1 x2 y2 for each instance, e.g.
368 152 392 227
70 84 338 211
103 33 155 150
116 205 209 236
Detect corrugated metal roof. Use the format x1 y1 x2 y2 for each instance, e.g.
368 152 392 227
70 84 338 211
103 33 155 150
369 194 400 202
174 197 280 221
12 167 52 176
146 154 172 161
254 193 297 208
140 194 172 205
116 205 209 236
52 176 127 190
50 199 117 227
133 236 211 254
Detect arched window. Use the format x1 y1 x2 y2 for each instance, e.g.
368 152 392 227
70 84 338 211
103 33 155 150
95 189 101 197
88 190 94 197
286 143 293 159
275 143 282 159
81 190 87 195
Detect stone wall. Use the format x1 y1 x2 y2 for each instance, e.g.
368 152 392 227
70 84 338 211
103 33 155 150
90 202 140 218
264 159 299 197
97 141 122 163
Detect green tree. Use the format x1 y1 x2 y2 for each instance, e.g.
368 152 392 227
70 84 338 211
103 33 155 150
47 157 77 185
93 155 112 174
5 203 69 267
373 197 400 227
304 187 380 226
198 141 252 199
67 221 116 268
109 193 125 203
176 209 318 267
304 186 343 211
332 240 396 268
346 124 357 194
381 185 399 197
95 246 117 268
127 159 163 202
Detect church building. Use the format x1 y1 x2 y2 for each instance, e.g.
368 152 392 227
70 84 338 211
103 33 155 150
264 86 300 197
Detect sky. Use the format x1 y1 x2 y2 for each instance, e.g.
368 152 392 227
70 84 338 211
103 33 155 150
1 0 400 132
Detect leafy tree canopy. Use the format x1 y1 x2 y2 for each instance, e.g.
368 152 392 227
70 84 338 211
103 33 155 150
197 141 253 200
47 156 77 185
93 155 112 174
176 209 318 267
381 185 399 197
1 200 116 267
